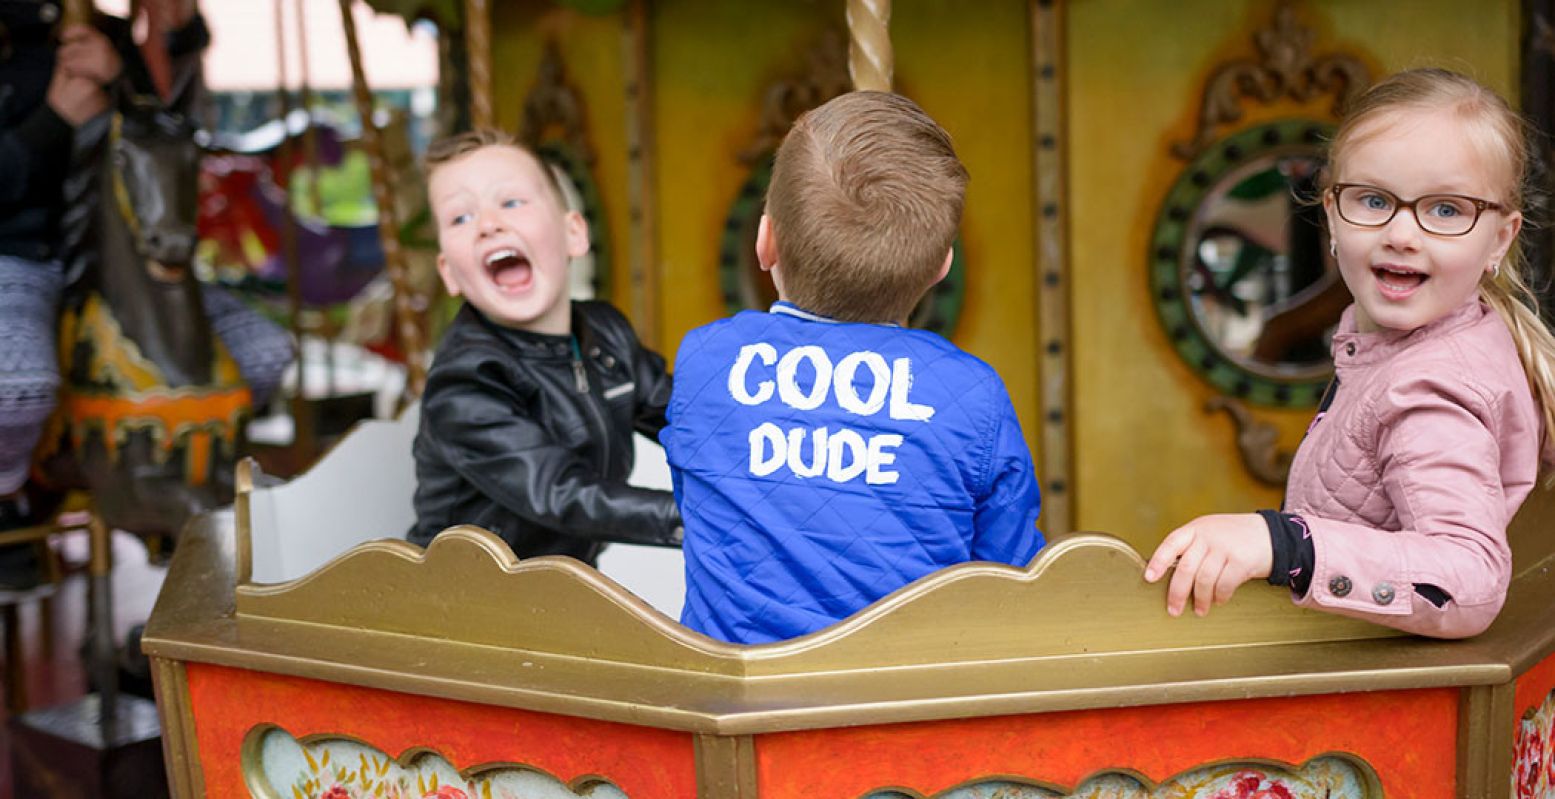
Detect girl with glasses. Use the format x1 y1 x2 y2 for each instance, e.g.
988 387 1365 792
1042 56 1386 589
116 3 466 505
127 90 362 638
1145 68 1555 638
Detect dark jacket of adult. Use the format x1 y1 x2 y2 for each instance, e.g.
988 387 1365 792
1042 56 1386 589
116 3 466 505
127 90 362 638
409 301 683 564
0 0 207 262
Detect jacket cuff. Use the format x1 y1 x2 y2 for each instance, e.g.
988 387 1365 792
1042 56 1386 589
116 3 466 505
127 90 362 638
1259 510 1313 597
1296 517 1413 617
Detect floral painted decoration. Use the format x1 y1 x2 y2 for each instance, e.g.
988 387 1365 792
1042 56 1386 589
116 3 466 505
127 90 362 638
1514 687 1555 799
248 726 627 799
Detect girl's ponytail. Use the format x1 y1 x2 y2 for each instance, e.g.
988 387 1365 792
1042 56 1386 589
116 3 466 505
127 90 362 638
1481 269 1555 467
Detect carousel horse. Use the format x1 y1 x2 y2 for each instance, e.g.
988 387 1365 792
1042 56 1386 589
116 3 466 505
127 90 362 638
37 93 252 537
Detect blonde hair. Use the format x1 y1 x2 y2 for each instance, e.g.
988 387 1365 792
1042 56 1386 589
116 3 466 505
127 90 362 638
765 91 968 324
422 128 566 207
1328 68 1555 463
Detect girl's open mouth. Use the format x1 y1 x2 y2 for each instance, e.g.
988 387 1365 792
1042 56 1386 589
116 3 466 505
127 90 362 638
485 248 533 292
1373 265 1427 299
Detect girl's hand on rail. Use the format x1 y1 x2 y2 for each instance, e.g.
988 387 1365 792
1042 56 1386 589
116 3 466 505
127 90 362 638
1144 513 1273 617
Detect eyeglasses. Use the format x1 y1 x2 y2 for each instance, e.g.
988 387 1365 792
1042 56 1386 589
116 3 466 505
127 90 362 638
1331 183 1507 237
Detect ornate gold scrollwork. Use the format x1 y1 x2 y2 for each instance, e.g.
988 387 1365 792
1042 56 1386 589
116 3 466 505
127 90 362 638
1206 396 1293 487
520 39 592 165
1172 0 1369 161
738 31 851 165
518 39 610 296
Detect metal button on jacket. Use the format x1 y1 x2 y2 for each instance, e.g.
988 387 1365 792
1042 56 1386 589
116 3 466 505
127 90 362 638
1345 342 1356 356
1372 582 1396 605
1328 575 1353 597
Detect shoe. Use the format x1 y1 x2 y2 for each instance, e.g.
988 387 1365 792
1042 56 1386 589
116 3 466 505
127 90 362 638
0 494 34 531
0 543 41 592
0 496 44 591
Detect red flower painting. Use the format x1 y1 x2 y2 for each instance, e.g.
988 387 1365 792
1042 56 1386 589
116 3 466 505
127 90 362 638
1210 772 1298 799
1512 688 1555 799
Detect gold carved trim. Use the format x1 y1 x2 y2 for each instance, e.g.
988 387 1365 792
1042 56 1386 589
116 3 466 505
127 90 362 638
520 39 592 164
234 528 1405 680
694 734 757 798
235 458 254 586
1458 682 1516 799
151 657 206 799
1172 0 1370 160
739 31 850 164
147 485 1555 736
1031 0 1073 536
870 753 1383 798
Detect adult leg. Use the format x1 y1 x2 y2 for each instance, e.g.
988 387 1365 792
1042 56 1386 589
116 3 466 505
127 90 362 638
0 257 64 589
200 283 295 408
0 257 64 496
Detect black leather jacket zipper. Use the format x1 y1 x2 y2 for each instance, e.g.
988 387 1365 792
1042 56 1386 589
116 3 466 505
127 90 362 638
571 336 610 470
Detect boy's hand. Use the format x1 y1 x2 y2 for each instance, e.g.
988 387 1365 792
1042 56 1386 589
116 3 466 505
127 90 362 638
1144 513 1273 617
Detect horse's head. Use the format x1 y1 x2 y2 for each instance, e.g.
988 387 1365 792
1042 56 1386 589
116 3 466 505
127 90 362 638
109 99 201 280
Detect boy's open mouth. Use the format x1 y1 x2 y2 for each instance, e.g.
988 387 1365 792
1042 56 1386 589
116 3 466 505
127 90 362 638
1372 264 1427 298
485 248 533 291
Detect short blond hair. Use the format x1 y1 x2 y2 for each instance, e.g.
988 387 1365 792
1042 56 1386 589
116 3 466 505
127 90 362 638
765 91 968 323
423 128 566 207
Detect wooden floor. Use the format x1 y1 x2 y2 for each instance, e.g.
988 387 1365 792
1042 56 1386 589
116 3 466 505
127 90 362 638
0 530 169 798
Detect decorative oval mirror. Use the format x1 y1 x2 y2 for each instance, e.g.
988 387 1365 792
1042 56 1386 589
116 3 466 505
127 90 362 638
1150 119 1349 407
719 156 966 334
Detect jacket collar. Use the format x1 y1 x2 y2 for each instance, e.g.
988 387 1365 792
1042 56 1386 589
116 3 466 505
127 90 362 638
1331 295 1488 367
466 302 576 359
769 300 900 327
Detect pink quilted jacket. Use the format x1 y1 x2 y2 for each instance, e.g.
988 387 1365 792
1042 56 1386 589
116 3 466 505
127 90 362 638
1285 297 1543 638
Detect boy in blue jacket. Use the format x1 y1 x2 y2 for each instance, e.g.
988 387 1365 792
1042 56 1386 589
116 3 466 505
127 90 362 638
663 91 1044 644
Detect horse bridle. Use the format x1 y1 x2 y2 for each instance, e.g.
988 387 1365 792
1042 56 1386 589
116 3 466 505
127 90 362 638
107 111 189 283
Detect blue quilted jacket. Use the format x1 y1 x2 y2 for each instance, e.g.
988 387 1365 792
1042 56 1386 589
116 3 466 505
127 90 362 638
664 303 1044 644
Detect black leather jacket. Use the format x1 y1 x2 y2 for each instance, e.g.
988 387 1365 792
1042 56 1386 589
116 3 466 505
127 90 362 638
409 301 682 563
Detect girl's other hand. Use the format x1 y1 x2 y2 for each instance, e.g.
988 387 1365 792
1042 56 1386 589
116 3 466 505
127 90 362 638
1144 513 1273 617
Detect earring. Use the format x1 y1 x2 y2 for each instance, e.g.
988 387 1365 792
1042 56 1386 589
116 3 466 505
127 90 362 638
1489 261 1501 277
1329 240 1337 258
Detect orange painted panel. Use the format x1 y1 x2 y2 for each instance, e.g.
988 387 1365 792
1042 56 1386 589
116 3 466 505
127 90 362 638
756 689 1459 799
1516 649 1555 719
184 663 696 798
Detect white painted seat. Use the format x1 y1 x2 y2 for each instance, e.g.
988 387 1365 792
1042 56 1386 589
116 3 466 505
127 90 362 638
240 404 686 617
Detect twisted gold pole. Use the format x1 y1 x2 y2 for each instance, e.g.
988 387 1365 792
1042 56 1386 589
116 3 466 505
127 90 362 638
846 0 892 92
339 0 427 398
61 0 93 27
463 0 494 129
